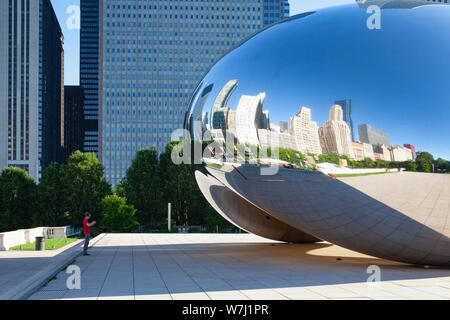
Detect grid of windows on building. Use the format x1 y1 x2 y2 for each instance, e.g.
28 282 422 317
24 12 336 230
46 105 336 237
99 0 289 185
1 0 64 182
80 0 100 155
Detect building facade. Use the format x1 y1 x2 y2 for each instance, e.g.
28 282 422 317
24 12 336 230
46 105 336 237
279 121 288 133
362 143 375 161
0 0 64 181
64 86 85 160
80 0 100 155
374 144 392 161
235 93 266 147
290 107 322 155
258 129 296 151
98 0 289 185
263 0 290 26
335 99 354 142
319 105 355 159
390 145 414 162
404 144 416 153
358 124 390 146
352 142 365 161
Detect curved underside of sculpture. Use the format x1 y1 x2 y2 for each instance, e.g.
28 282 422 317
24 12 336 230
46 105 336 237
195 171 320 243
196 164 450 266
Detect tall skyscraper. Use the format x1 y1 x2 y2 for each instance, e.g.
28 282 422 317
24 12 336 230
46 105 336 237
64 86 85 160
97 0 290 185
211 80 238 131
0 0 64 181
290 107 322 155
264 1 290 26
279 121 288 133
80 0 100 155
235 93 266 147
319 105 355 159
358 124 390 146
335 99 354 142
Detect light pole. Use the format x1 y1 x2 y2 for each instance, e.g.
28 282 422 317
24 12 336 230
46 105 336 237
168 203 172 232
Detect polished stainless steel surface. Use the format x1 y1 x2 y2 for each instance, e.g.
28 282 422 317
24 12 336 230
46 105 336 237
186 3 450 265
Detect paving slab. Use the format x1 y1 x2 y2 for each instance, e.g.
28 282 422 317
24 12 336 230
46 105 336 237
0 234 104 300
27 233 450 300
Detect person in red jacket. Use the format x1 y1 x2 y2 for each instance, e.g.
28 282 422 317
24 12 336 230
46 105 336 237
83 212 96 256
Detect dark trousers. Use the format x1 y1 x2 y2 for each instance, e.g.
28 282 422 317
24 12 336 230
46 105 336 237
84 234 90 254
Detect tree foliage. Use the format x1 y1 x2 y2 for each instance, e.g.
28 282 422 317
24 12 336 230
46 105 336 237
416 152 434 173
160 142 213 226
101 195 139 233
36 151 111 227
121 147 163 227
0 167 38 232
37 163 68 226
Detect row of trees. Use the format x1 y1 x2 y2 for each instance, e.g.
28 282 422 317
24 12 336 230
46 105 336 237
0 142 233 234
407 152 450 173
1 139 447 234
317 151 449 173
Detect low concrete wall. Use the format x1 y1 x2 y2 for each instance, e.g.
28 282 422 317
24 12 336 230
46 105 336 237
0 230 29 251
0 226 77 251
45 227 66 239
317 163 401 175
26 228 45 243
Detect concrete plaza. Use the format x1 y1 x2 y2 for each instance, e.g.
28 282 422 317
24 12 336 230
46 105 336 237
27 233 450 300
0 239 84 300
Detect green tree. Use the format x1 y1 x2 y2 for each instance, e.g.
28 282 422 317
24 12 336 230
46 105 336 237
122 147 163 227
407 162 418 172
114 180 126 198
278 148 305 166
362 158 375 168
63 151 112 226
0 167 38 232
318 154 340 165
435 158 450 173
159 141 207 226
101 195 140 233
204 204 235 232
36 163 69 226
416 152 434 173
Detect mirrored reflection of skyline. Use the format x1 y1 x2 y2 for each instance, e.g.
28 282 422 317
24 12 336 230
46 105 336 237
188 3 450 160
192 82 415 163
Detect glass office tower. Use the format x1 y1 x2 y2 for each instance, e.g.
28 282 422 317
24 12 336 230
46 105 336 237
64 86 85 160
0 0 64 182
358 124 390 147
80 0 100 155
335 99 355 142
98 0 289 185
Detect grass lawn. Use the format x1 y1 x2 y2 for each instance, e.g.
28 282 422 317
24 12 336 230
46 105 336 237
335 171 393 178
9 238 78 251
205 162 222 169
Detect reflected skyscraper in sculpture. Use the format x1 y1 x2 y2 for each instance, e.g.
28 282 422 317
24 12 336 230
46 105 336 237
235 93 267 147
335 100 354 142
290 107 322 155
319 105 355 159
358 124 390 147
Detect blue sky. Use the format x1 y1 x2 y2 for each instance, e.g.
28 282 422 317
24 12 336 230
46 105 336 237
51 0 80 85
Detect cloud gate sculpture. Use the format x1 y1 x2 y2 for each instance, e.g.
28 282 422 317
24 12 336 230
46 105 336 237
185 2 450 266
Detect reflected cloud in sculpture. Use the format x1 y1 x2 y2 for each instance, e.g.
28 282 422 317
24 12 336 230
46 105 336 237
186 3 450 266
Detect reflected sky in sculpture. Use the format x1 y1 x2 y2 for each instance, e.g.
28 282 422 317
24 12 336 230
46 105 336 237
187 3 450 159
